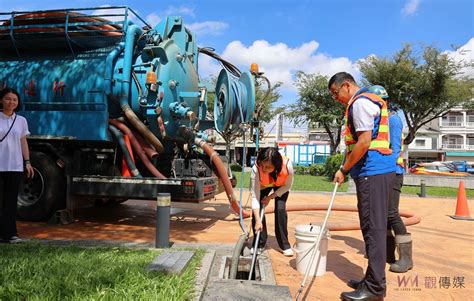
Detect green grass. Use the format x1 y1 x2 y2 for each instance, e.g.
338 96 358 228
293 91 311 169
234 172 473 198
234 172 348 192
402 185 474 198
0 243 203 300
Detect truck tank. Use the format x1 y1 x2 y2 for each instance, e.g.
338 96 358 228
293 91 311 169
0 7 259 221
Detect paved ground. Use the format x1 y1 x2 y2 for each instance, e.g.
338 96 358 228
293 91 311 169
18 191 474 300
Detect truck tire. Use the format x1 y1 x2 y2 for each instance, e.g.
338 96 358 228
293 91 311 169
17 151 66 221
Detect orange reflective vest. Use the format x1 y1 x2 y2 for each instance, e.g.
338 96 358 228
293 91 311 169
258 156 289 188
397 134 405 168
344 92 392 155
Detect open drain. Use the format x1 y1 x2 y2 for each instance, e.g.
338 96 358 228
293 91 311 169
196 245 293 300
221 256 261 281
202 248 292 300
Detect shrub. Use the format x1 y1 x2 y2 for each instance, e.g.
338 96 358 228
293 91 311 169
309 164 325 176
324 153 344 179
230 163 242 172
293 165 308 175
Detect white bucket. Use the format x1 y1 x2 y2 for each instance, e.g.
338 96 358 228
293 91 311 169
294 224 330 276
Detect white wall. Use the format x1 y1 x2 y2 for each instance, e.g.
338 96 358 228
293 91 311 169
409 137 432 150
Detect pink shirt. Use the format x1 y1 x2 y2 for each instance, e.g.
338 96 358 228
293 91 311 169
0 112 30 172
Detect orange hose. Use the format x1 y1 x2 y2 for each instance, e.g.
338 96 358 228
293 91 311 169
121 134 134 177
109 119 166 179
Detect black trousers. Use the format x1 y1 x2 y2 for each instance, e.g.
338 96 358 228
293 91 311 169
252 187 291 250
354 172 395 296
388 174 407 235
0 172 23 240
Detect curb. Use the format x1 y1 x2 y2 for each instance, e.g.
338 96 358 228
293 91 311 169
194 249 215 301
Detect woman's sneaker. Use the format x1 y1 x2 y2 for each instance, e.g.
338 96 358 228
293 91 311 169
9 236 23 244
282 248 294 257
250 247 264 255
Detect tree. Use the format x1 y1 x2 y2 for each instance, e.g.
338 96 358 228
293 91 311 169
359 44 473 144
287 72 345 154
254 79 284 123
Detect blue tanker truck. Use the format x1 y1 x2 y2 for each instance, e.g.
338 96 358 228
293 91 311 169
0 6 259 221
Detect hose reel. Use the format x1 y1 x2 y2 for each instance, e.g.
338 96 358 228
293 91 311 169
214 69 255 136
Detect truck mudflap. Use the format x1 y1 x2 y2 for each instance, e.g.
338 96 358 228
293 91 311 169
70 175 219 202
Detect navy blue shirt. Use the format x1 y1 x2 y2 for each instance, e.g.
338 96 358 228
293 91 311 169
389 113 405 175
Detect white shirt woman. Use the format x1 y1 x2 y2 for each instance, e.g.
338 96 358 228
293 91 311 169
0 88 34 243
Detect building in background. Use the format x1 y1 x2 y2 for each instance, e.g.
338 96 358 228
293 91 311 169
227 114 333 166
215 105 474 168
408 105 474 166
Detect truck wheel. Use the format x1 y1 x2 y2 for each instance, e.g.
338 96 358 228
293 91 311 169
17 152 66 221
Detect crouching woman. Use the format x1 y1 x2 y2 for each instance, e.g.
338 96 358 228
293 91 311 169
251 147 294 256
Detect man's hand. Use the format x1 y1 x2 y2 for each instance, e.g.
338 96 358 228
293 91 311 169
333 170 345 185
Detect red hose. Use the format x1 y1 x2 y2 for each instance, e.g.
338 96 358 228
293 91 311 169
133 129 159 160
195 137 252 217
196 138 422 231
262 205 421 231
109 119 166 179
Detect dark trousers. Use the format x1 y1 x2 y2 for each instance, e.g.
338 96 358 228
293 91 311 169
354 172 395 296
388 174 407 235
252 187 291 250
0 172 23 240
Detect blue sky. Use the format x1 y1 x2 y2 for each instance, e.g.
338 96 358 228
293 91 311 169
1 0 472 131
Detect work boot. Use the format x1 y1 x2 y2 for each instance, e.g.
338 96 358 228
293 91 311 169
347 280 387 297
390 233 413 273
347 279 363 289
386 234 396 264
340 283 384 301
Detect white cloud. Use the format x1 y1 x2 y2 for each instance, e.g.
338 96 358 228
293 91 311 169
163 5 195 18
402 0 421 16
145 13 162 27
445 38 474 79
187 21 228 36
198 53 222 80
217 40 360 91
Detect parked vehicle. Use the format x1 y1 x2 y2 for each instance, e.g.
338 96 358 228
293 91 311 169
465 163 474 174
409 163 470 177
438 161 469 172
433 160 474 173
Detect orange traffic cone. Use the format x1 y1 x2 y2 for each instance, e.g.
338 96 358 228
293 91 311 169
450 181 474 221
121 134 135 177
